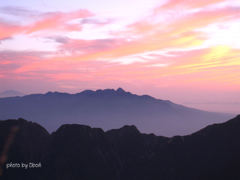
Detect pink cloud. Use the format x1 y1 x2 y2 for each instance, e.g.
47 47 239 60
0 20 23 39
0 9 94 40
156 0 226 11
25 9 94 34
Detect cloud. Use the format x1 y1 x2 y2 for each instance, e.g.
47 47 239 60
0 37 12 44
0 50 52 78
25 9 94 34
58 38 126 54
47 36 70 44
12 4 240 73
155 0 226 11
0 19 23 39
61 6 238 64
80 18 114 26
1 1 240 94
0 8 94 40
0 6 40 17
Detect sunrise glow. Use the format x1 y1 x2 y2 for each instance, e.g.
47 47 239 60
0 0 240 113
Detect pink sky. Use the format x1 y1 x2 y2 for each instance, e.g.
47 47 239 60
0 0 240 113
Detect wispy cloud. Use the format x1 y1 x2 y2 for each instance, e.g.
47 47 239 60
0 6 40 17
0 19 23 39
25 9 94 34
0 8 94 39
155 0 226 10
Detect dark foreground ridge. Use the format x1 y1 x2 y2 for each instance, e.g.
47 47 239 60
0 115 240 180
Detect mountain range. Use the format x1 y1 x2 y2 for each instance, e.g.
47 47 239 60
0 115 240 180
0 88 232 136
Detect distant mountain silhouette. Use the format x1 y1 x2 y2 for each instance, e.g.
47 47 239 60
0 88 232 136
0 115 240 180
0 90 25 98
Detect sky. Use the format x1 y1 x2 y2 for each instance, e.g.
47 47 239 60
0 0 240 113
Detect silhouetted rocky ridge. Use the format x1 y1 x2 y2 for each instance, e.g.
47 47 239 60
0 115 240 179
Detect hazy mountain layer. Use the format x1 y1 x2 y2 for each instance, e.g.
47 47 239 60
0 88 232 136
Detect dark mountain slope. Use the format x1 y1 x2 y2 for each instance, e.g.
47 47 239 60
0 88 232 136
0 119 49 180
0 115 240 179
43 124 121 180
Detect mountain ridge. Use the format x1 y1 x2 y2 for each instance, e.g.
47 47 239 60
0 115 240 180
0 88 233 136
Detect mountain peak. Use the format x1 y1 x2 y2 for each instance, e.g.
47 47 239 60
120 125 139 134
107 125 140 136
87 88 130 96
236 114 240 119
116 87 125 93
